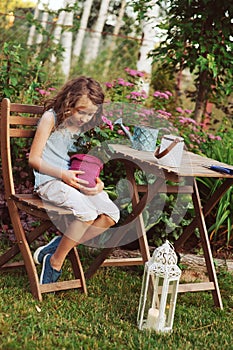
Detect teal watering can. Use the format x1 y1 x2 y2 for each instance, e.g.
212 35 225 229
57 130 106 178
114 118 158 152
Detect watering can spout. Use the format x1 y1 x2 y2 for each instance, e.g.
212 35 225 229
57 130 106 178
114 118 134 143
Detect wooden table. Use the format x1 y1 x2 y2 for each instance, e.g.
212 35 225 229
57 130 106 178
86 144 233 309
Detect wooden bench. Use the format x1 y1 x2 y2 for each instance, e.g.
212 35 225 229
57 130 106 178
0 98 87 301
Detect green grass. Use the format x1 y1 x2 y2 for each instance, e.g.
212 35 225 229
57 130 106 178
0 263 232 350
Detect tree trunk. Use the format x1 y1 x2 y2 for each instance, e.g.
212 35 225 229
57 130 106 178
193 70 209 123
84 0 111 65
137 1 160 94
61 0 76 79
72 0 94 61
103 0 127 77
194 14 214 123
36 4 49 45
27 3 40 46
51 2 67 64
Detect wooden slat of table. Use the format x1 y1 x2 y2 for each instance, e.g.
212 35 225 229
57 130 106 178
111 144 233 178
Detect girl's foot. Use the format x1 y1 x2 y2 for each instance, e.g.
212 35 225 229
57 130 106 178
33 236 62 264
40 254 62 284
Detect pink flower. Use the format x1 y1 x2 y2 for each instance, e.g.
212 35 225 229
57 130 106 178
130 91 141 97
105 82 114 88
179 117 197 125
156 110 172 117
117 126 129 135
215 135 222 140
176 107 184 113
48 87 56 91
129 91 147 100
125 82 134 87
153 91 162 97
160 92 169 99
141 90 148 99
125 67 131 73
102 116 113 130
117 78 134 87
184 109 192 114
153 91 171 99
36 89 50 96
125 67 145 77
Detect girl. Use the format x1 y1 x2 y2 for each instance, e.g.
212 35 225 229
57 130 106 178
29 76 120 284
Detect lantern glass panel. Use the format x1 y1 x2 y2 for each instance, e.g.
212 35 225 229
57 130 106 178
164 279 179 330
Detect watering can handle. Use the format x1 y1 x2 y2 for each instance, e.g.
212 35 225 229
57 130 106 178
154 138 180 159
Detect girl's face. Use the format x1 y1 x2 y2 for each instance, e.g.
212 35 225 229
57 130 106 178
70 96 98 127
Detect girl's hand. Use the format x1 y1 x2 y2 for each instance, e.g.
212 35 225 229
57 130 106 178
79 177 104 195
61 169 89 189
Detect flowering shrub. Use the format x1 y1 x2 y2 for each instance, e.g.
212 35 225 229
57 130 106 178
152 90 173 112
172 107 222 153
104 67 224 154
105 67 147 103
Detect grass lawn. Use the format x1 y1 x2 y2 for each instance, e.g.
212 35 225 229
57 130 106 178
0 257 232 350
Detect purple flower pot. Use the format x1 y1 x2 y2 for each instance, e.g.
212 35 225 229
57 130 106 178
70 154 103 188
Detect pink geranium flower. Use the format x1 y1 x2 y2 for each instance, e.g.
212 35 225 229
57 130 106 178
105 82 114 88
176 107 184 113
117 126 130 135
102 116 113 130
35 88 50 96
125 67 145 77
153 91 172 99
117 78 134 87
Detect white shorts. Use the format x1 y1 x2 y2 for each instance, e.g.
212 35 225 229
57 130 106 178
36 179 120 223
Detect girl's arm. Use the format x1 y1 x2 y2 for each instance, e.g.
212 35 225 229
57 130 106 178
29 112 82 187
29 111 62 178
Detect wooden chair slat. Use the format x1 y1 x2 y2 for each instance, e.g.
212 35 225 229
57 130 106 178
10 116 40 125
10 103 44 114
9 129 36 137
12 194 73 215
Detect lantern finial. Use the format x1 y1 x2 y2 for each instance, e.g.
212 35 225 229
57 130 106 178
151 240 178 265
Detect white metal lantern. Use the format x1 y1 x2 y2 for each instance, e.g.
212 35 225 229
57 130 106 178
137 240 181 333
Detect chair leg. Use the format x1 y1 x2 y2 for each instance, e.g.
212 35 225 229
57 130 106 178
0 221 52 269
69 248 87 295
7 201 43 301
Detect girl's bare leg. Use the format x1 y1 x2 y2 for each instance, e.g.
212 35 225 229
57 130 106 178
50 219 94 271
50 214 115 271
79 214 115 243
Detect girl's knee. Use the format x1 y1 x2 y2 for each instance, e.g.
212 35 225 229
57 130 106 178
101 214 116 227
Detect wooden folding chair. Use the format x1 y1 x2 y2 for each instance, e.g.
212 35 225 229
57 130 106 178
0 98 87 301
